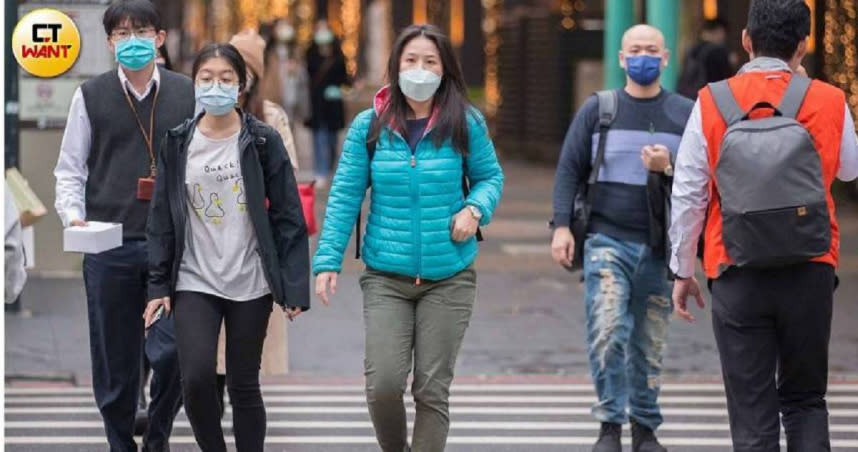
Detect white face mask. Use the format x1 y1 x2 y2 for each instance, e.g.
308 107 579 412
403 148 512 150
314 29 334 46
398 68 442 102
276 24 295 42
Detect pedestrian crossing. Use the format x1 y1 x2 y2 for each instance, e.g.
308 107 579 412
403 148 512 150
5 382 858 451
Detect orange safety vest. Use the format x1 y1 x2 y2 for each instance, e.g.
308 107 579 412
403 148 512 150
698 71 846 279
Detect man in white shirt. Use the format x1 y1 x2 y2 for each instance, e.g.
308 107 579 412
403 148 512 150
669 1 858 450
53 2 195 450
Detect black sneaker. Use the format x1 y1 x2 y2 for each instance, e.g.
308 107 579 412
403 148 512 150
593 422 622 452
631 419 667 452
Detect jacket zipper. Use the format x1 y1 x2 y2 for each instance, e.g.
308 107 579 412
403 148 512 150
391 121 434 285
410 135 423 285
171 130 191 295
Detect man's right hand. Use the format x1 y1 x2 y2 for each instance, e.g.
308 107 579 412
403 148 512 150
315 272 338 306
550 227 576 267
70 219 88 227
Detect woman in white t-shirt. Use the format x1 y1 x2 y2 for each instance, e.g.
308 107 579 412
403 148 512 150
145 43 309 452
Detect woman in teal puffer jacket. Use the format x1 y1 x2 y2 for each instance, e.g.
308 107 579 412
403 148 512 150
314 24 503 452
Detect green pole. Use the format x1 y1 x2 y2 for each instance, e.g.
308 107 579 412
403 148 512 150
604 0 636 89
646 0 680 90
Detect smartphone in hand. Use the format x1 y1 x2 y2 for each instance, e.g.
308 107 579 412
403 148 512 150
146 305 165 330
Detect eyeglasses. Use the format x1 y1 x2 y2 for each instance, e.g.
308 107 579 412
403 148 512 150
110 27 157 42
196 80 238 91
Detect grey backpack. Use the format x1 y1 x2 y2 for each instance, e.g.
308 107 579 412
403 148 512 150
709 75 831 268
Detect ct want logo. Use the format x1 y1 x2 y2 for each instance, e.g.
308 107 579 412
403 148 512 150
13 8 81 78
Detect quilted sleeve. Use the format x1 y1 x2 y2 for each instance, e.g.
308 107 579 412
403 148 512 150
312 109 373 274
464 109 504 226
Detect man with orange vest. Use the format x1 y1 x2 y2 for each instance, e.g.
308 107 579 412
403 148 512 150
669 1 858 450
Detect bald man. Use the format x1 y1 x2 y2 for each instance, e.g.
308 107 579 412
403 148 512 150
551 24 693 452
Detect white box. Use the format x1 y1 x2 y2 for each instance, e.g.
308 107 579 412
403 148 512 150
63 221 123 254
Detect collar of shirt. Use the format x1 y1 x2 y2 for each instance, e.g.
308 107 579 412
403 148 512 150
118 64 161 101
738 57 793 74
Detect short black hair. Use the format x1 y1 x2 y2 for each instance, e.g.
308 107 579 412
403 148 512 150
102 0 162 36
703 18 728 32
746 0 811 61
191 43 248 91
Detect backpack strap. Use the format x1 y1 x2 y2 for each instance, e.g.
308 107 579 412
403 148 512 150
355 113 379 259
588 90 618 187
778 75 811 119
708 80 745 126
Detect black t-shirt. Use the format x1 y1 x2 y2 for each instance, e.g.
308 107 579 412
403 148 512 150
405 117 430 152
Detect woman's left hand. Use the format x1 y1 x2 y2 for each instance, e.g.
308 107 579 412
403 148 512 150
451 208 479 242
283 306 303 321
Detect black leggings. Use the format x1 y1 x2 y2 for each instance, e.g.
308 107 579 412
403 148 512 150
173 291 273 452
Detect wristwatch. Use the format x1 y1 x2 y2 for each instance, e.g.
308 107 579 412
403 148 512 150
664 164 674 177
466 205 483 220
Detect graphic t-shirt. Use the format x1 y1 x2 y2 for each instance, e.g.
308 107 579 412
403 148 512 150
176 128 270 301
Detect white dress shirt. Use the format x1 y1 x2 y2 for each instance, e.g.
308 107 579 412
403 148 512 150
669 58 858 278
54 66 161 227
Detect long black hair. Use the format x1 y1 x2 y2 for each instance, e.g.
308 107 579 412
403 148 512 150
368 24 473 155
191 43 248 93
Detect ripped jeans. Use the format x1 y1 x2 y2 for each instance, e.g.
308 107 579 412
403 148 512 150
583 233 673 430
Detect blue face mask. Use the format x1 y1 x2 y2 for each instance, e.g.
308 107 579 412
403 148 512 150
625 55 663 86
195 82 239 116
115 36 157 71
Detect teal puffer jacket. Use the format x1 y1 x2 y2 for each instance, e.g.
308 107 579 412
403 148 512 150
312 103 504 281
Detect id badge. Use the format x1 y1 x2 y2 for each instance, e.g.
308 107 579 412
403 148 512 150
137 177 155 201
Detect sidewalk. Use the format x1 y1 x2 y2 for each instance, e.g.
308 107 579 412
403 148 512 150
6 161 858 384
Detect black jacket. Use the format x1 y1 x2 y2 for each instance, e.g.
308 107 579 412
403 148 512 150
305 43 350 131
147 111 310 310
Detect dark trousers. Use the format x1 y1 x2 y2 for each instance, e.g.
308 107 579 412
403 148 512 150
173 291 272 452
710 262 835 452
83 240 183 452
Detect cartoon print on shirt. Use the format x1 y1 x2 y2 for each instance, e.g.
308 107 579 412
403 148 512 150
233 178 247 212
205 192 226 225
190 183 205 217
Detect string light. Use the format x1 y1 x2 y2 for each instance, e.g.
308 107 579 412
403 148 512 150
414 0 428 24
271 0 290 19
806 0 816 53
823 0 858 125
329 1 344 37
341 0 361 76
451 0 465 47
483 0 503 117
703 0 718 19
212 0 231 41
296 0 315 48
239 0 262 30
560 0 576 30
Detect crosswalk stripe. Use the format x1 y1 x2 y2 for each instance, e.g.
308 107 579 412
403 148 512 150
5 420 858 433
8 395 858 405
4 436 858 447
5 405 858 416
6 383 858 395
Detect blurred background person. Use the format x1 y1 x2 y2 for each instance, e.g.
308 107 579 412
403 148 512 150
677 18 736 99
5 183 27 306
305 20 350 188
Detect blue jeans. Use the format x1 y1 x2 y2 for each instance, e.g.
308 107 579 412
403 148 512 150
313 127 338 179
583 233 672 430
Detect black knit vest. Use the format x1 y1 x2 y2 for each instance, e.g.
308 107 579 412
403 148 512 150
80 68 195 239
